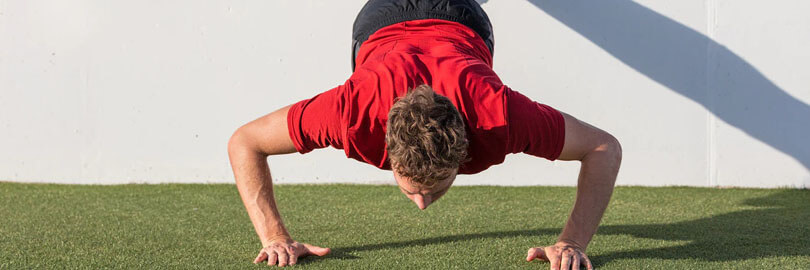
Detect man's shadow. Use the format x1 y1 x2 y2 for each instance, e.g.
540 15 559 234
311 190 809 267
489 0 810 170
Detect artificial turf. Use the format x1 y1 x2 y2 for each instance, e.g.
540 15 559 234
1 182 808 269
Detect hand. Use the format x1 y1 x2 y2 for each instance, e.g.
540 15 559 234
526 242 593 270
253 238 331 267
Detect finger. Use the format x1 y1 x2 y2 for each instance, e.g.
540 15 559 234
527 247 549 262
526 248 537 261
268 251 278 266
547 248 561 270
526 248 539 261
572 254 581 270
303 244 331 257
288 246 298 265
560 251 571 270
277 249 289 267
253 250 268 264
583 253 594 270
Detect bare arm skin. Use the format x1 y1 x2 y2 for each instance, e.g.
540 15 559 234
227 105 330 267
526 112 623 270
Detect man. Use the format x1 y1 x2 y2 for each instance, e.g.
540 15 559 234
227 0 622 269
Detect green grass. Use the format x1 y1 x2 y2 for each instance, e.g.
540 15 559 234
1 183 808 269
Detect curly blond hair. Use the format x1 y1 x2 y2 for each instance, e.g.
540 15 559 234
386 85 469 186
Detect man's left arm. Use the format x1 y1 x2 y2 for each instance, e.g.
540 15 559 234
526 112 622 270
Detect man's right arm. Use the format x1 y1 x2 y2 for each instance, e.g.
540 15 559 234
227 105 330 267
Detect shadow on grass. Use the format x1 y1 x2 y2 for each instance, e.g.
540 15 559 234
296 228 560 265
302 190 809 266
591 190 810 265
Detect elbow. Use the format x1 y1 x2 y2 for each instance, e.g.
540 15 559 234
227 127 245 156
228 126 262 159
585 133 622 176
598 134 622 185
602 134 622 165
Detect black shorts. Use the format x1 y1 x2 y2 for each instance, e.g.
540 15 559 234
351 0 495 71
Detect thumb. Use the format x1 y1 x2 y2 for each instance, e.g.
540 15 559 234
254 250 269 264
303 244 331 257
526 247 548 262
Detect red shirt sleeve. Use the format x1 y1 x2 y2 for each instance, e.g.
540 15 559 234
286 86 345 154
506 89 566 160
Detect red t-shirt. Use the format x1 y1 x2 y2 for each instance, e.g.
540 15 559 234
287 19 565 174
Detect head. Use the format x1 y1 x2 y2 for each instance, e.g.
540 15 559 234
386 84 469 210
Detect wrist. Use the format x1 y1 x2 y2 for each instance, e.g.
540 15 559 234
555 238 586 251
261 234 293 247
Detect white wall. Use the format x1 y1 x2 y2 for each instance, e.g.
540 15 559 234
1 0 808 187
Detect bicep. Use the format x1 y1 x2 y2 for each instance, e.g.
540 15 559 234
233 105 297 156
232 83 346 156
557 112 617 161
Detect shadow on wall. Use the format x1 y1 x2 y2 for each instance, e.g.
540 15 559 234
481 0 809 170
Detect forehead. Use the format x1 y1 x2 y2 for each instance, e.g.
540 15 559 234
398 182 448 195
395 174 454 194
393 167 458 191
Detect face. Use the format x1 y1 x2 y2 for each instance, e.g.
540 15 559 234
394 168 458 210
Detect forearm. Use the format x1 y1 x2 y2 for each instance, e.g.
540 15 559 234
229 147 290 247
558 142 621 250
